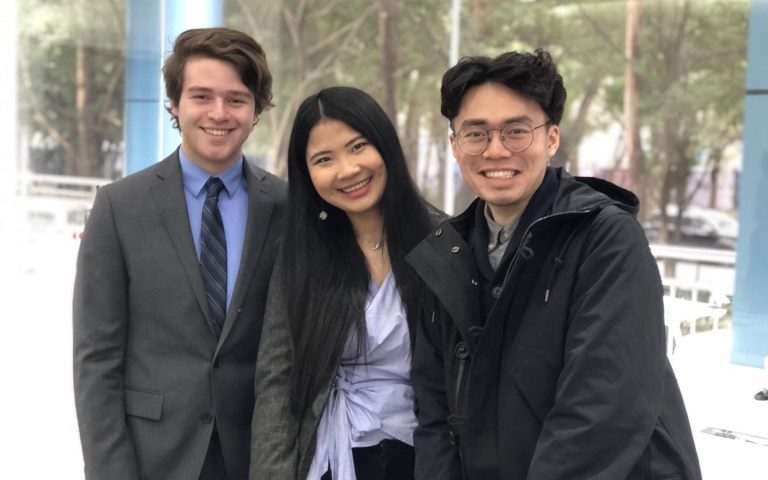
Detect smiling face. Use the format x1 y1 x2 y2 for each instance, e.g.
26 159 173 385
306 119 387 222
451 81 560 226
171 56 257 174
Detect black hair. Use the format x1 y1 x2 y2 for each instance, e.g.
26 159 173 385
283 86 432 417
440 48 567 126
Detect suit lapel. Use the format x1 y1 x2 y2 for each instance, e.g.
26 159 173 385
150 152 219 337
217 160 274 346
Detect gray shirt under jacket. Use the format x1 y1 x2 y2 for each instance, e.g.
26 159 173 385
484 203 518 271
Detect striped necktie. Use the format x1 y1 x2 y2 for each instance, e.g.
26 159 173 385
200 177 227 334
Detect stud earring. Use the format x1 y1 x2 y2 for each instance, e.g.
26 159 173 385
319 210 328 221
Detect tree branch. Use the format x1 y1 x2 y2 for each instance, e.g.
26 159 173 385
19 53 76 161
307 3 377 57
576 2 624 59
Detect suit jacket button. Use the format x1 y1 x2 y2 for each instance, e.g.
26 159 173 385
201 413 213 424
451 246 460 253
435 228 442 237
492 285 502 298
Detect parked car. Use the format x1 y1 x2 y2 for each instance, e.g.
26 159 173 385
643 206 738 250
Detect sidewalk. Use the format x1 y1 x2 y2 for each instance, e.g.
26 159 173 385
671 330 767 479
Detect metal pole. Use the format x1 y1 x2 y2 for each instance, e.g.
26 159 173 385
0 0 16 257
1 0 17 198
443 0 461 214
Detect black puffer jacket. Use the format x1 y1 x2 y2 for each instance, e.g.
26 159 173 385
407 169 701 480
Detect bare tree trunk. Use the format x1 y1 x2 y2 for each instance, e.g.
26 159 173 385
471 0 490 40
19 54 76 168
554 75 601 173
75 40 101 177
402 97 420 176
709 149 722 208
672 140 687 244
657 124 675 245
378 0 398 122
624 0 645 214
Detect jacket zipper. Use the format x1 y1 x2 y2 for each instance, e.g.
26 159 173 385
454 357 466 409
497 209 593 295
456 209 593 462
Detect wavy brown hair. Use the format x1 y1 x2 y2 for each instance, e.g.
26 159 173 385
162 27 274 129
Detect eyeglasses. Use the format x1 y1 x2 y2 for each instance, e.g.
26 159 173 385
455 120 550 155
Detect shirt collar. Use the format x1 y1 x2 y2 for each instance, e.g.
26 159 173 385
484 202 517 247
179 147 245 199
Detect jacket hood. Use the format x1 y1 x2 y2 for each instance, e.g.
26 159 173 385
553 169 640 217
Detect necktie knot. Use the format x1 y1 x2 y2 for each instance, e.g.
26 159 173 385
205 177 225 199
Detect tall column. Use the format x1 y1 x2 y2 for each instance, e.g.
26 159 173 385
160 0 225 157
1 0 17 203
124 0 163 175
731 0 768 367
124 0 224 175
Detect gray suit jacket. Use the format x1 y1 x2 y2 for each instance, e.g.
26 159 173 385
73 150 286 480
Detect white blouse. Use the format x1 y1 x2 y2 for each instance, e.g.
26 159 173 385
307 273 417 480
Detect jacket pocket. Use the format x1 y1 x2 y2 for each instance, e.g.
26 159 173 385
124 387 164 421
511 354 557 424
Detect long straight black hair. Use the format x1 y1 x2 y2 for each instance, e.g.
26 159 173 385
283 86 432 417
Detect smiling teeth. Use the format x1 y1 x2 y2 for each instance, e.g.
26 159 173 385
342 178 370 193
204 129 229 136
485 170 515 178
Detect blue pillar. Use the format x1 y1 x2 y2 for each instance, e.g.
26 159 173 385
124 0 224 175
731 0 768 367
124 0 162 175
161 0 224 157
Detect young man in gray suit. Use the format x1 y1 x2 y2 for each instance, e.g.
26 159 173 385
73 28 286 480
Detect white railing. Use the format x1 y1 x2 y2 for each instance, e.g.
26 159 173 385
651 244 735 354
650 243 735 298
18 173 110 200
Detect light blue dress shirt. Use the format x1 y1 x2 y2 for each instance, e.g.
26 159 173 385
179 149 248 309
308 273 418 480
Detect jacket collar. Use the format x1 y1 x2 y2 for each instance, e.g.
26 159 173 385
150 148 276 345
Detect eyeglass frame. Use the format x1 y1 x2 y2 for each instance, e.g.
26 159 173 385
453 120 552 155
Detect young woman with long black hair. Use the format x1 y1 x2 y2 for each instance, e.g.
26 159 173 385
248 86 437 480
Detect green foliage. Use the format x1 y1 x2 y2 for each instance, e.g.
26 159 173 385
18 0 749 211
19 0 125 177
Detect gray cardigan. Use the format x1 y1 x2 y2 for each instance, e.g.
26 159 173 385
249 261 333 480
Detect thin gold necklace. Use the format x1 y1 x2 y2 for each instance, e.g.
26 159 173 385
357 227 384 251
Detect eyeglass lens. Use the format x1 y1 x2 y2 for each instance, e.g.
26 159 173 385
457 122 534 155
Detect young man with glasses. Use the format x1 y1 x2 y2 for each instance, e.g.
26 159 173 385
407 50 701 479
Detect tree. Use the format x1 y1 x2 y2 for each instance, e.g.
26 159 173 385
19 0 125 178
229 0 451 207
631 0 748 241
